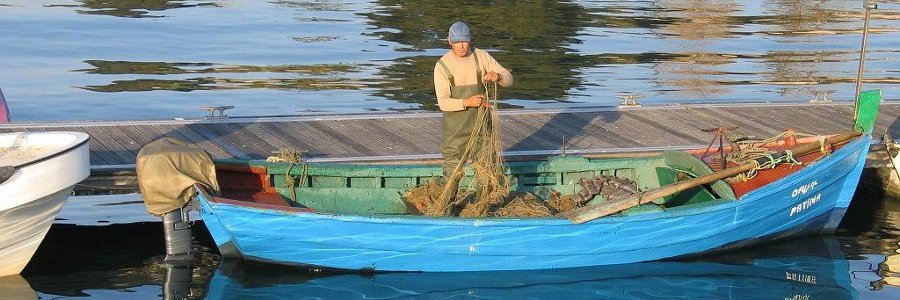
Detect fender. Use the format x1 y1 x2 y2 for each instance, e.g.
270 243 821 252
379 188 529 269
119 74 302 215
0 87 8 123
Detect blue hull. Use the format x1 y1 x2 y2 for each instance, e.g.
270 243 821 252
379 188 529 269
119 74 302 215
198 135 870 272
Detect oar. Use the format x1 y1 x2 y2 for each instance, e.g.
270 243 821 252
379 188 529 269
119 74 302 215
560 131 861 224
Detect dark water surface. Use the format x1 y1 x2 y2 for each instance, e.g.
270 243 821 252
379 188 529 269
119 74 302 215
0 0 899 121
7 186 900 299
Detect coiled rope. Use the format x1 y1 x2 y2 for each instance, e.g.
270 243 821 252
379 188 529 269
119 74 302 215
267 148 307 202
726 130 821 182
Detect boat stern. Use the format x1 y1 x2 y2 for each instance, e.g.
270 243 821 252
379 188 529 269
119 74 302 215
194 184 241 258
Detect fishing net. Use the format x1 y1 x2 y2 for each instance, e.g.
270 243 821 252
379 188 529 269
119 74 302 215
405 185 579 217
405 82 641 218
490 192 551 217
413 81 509 217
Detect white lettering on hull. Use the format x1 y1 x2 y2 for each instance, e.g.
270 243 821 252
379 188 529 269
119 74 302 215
789 193 822 217
785 271 817 284
784 294 810 300
791 181 819 198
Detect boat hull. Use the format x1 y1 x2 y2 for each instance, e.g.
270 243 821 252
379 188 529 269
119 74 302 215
0 131 90 276
199 135 871 272
0 187 74 276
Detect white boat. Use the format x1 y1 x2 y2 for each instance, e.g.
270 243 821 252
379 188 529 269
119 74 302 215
0 132 90 277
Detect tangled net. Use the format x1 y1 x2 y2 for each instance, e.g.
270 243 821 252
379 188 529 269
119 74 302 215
410 81 510 217
404 82 639 217
405 183 585 217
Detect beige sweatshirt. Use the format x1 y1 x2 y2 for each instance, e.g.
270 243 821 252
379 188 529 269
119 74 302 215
433 48 513 112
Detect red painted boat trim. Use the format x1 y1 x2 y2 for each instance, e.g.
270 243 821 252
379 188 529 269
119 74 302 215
691 135 848 198
209 195 317 213
728 151 827 198
216 163 277 193
0 87 9 123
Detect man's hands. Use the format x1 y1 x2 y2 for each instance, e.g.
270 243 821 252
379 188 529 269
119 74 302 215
458 72 502 108
483 72 501 83
462 72 502 108
462 95 490 108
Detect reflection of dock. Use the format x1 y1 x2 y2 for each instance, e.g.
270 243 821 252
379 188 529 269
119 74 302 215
2 101 900 192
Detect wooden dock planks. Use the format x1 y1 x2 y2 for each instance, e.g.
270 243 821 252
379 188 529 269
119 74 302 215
2 101 899 170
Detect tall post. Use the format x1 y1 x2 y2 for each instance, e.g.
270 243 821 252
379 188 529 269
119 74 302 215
854 0 877 121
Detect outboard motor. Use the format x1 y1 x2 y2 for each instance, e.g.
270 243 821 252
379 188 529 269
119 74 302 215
163 260 193 300
161 206 193 262
136 137 220 262
0 86 10 123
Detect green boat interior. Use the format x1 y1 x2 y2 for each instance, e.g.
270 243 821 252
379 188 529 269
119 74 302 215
213 143 838 217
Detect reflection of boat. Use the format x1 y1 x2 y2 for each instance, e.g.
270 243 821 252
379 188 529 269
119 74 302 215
205 237 856 299
188 92 881 271
881 131 900 197
0 275 37 300
874 198 900 288
0 132 90 276
18 221 219 299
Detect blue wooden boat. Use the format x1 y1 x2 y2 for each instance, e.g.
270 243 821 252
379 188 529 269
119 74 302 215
195 91 882 272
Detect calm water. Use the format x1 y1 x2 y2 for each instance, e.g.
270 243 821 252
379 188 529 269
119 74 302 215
0 0 899 121
5 186 899 299
3 1 900 299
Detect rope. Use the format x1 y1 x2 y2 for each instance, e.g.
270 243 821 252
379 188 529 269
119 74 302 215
267 148 307 202
725 130 813 182
782 150 802 166
817 135 828 154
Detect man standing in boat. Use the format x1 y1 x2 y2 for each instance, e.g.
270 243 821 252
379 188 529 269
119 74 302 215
434 21 513 177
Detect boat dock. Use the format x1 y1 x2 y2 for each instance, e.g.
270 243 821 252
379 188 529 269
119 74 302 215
2 101 900 194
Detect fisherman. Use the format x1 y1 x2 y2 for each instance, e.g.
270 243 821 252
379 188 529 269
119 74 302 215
433 21 513 177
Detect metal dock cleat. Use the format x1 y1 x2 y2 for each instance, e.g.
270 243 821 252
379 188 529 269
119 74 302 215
201 105 234 119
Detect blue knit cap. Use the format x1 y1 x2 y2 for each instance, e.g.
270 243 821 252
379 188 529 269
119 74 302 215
448 21 471 42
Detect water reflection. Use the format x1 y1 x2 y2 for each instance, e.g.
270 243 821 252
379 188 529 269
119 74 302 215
873 199 900 289
207 238 856 299
77 60 365 92
61 0 219 18
765 0 860 35
78 60 358 75
838 187 900 294
649 0 741 98
0 275 37 300
5 0 891 120
20 223 219 299
362 0 595 106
